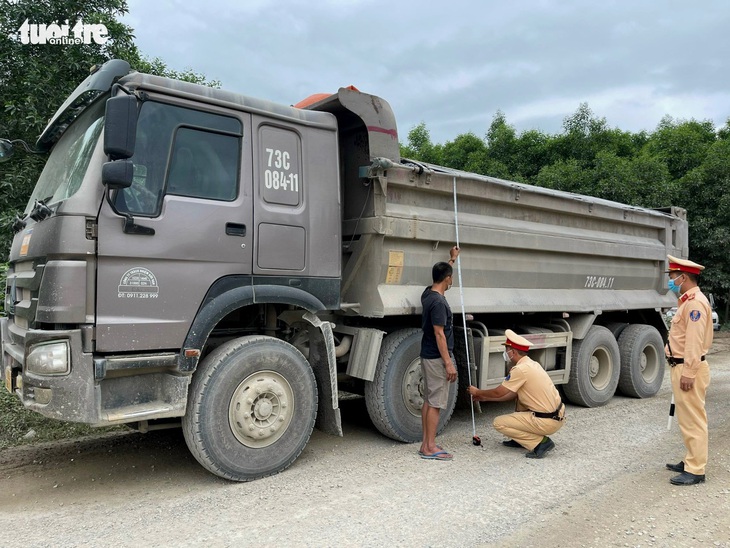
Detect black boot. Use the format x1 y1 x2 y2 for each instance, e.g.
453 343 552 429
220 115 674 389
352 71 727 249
501 439 522 448
669 471 705 485
525 437 555 459
665 461 684 473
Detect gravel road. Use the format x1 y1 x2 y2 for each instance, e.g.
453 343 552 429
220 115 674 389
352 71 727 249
1 336 729 548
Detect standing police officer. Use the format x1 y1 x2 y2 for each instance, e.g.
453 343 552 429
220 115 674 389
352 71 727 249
665 254 713 486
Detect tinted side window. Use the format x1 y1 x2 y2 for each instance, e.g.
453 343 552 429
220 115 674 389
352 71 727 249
167 128 238 201
117 102 242 215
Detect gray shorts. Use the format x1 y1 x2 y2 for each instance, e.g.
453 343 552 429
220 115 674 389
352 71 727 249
421 356 451 409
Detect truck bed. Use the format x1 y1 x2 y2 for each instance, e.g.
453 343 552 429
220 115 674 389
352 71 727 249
341 159 685 318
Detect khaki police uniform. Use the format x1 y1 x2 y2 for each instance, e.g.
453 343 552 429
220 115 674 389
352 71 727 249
493 331 565 450
665 255 713 476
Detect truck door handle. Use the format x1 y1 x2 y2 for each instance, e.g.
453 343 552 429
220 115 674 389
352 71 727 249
225 223 247 237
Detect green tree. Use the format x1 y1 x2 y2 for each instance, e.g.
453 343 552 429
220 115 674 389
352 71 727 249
556 103 604 166
441 132 486 172
717 119 730 141
0 0 218 260
645 116 716 180
132 55 220 87
554 103 641 170
627 152 673 208
486 111 516 157
590 150 633 203
512 129 555 181
400 122 443 165
482 111 516 177
674 139 730 307
534 158 591 195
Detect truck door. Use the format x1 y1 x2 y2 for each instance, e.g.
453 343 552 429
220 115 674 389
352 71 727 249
95 100 252 352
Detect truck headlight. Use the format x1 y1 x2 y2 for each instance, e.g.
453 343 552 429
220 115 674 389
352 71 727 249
26 341 70 375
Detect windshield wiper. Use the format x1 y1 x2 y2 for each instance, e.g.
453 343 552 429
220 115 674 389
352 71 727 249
11 196 54 233
29 199 53 222
12 214 26 233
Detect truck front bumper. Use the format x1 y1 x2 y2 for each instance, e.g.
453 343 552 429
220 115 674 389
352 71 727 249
1 318 189 425
2 318 99 423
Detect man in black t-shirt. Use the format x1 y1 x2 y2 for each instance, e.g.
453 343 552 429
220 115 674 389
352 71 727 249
418 246 460 460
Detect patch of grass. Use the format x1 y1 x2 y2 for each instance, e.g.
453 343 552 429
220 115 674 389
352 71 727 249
0 389 122 450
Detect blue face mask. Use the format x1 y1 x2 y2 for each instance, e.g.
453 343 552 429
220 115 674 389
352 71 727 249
668 275 683 295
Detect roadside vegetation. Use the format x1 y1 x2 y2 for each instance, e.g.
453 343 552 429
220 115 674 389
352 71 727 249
0 389 123 450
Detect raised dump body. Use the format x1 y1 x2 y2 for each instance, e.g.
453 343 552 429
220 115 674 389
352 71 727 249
1 63 686 482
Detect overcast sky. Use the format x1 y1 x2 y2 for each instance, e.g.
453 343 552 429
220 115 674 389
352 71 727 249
122 0 730 145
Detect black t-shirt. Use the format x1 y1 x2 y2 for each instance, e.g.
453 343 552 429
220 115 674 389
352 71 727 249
420 286 454 359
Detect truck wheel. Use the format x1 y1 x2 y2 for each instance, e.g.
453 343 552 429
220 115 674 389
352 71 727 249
364 328 457 442
604 322 629 340
617 324 665 398
564 325 620 407
182 335 317 481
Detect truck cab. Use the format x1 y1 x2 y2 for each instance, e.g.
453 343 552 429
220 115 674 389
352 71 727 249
2 60 350 480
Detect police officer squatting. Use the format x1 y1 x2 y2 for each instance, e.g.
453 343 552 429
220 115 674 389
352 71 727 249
467 330 566 458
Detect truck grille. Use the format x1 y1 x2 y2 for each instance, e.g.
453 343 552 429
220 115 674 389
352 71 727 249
5 260 44 335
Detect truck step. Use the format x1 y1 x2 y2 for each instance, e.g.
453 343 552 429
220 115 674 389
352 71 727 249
102 402 177 423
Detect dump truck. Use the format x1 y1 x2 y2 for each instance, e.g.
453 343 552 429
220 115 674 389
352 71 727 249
0 60 686 481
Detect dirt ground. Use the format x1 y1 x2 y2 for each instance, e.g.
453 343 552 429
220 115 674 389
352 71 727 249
1 334 729 547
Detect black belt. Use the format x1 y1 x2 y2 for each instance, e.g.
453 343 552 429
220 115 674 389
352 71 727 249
532 402 564 421
667 356 706 367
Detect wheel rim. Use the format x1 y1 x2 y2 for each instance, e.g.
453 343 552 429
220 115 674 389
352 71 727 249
228 370 294 448
640 344 659 382
588 346 613 390
402 357 424 418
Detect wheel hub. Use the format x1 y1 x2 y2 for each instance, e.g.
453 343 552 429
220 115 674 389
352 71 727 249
589 347 611 390
640 345 659 381
254 398 274 421
589 356 600 377
229 371 294 448
402 358 424 417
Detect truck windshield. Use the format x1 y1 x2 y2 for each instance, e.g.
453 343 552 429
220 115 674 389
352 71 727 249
24 99 106 214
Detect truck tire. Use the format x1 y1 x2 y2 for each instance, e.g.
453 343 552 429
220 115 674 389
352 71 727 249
182 335 317 481
564 325 620 407
617 324 665 398
604 322 629 340
364 328 457 442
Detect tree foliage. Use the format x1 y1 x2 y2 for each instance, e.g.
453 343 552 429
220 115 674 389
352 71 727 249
0 0 218 259
400 122 443 165
403 105 730 315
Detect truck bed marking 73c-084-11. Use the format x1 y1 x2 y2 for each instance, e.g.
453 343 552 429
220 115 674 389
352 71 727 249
584 275 616 289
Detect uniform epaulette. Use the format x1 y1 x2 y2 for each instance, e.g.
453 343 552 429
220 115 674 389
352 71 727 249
680 292 696 303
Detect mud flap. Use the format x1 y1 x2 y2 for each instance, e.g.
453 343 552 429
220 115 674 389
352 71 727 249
303 312 343 437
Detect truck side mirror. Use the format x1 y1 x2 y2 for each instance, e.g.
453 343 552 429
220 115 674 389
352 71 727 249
0 139 14 162
102 159 134 189
104 95 137 160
